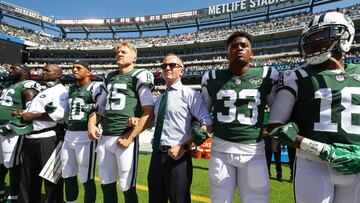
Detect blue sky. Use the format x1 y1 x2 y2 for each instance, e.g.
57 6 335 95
3 0 358 19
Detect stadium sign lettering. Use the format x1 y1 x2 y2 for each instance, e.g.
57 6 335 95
0 2 54 24
351 58 360 64
345 57 360 64
209 0 288 15
209 1 247 15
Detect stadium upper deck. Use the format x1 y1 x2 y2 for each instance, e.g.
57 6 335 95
0 1 358 53
0 0 344 37
0 0 360 85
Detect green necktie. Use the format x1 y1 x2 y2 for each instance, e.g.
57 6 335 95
152 88 169 150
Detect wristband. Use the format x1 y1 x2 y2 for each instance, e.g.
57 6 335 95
300 137 326 156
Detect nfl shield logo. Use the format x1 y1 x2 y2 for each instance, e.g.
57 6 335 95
79 92 87 96
235 79 241 85
335 75 345 82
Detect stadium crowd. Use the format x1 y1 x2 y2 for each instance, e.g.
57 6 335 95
0 23 54 44
3 52 360 82
1 4 359 48
0 7 360 202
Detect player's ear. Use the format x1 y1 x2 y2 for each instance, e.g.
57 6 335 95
56 71 62 80
249 45 253 59
179 68 184 77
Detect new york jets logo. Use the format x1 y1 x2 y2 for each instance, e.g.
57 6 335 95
335 75 345 82
249 78 262 86
124 76 131 82
353 75 360 82
78 92 87 97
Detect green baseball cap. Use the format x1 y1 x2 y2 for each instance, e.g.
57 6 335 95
8 115 33 135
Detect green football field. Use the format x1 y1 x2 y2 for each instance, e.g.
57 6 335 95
76 153 294 203
8 153 295 202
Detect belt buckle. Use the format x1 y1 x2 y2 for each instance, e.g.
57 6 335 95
160 145 169 153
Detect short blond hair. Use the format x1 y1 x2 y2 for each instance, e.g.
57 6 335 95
115 40 137 55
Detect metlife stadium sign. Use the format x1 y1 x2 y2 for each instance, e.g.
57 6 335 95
208 0 290 15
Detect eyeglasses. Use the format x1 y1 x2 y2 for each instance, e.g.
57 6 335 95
160 63 183 69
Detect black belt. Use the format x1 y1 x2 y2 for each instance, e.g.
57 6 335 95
28 126 57 135
159 145 171 153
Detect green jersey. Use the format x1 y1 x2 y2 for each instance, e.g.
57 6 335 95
67 82 102 131
101 69 154 136
0 80 40 123
279 64 360 145
202 67 278 143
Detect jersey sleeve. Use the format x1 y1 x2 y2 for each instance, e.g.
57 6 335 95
277 69 299 99
135 70 154 91
138 85 154 107
23 80 42 92
96 83 108 116
268 69 299 124
201 70 212 109
268 89 296 124
102 71 113 90
91 82 103 102
266 67 280 106
48 86 69 122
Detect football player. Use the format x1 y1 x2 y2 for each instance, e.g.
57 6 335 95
201 31 279 203
61 60 102 203
19 64 68 203
267 12 360 203
88 41 154 203
0 64 40 203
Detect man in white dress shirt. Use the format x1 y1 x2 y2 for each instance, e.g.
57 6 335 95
148 54 212 203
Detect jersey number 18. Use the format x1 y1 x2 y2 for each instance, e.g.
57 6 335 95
314 87 360 134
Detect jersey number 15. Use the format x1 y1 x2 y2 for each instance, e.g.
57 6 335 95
105 84 127 111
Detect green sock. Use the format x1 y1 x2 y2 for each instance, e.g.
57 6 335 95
64 176 79 202
101 182 117 203
83 179 96 203
123 186 138 203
